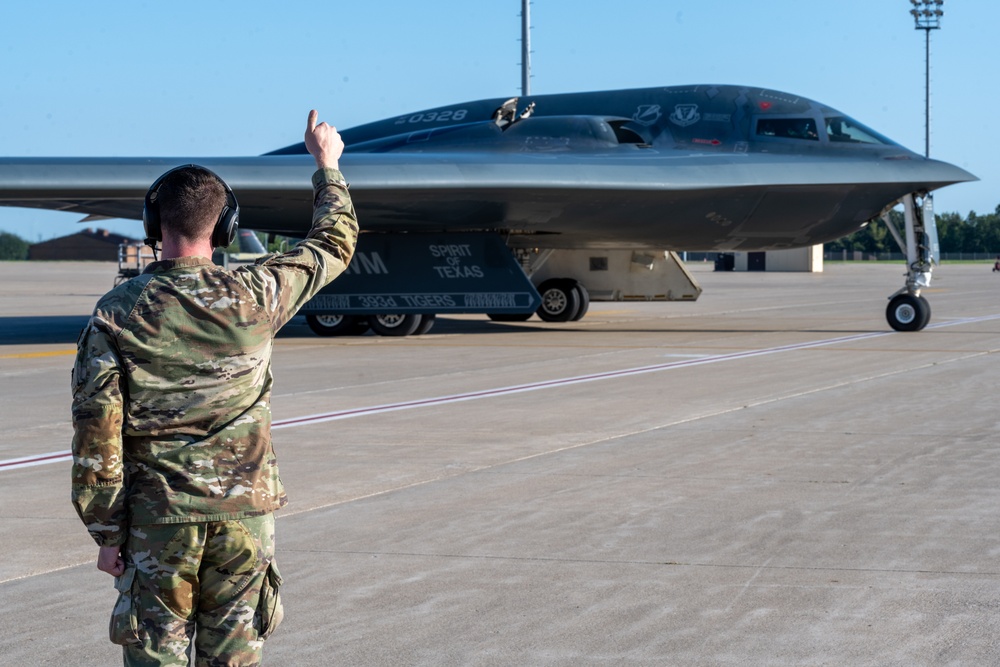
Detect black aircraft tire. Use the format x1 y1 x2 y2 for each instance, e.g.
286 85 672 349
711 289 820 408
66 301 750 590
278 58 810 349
487 313 534 322
566 280 590 321
886 294 930 332
413 314 436 335
536 279 581 322
917 295 932 330
369 313 422 337
306 314 364 337
350 318 372 335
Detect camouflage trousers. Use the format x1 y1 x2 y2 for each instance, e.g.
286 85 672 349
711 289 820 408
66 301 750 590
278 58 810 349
111 513 283 667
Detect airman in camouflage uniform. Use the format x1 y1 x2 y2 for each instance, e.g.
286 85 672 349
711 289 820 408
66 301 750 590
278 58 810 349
71 111 355 666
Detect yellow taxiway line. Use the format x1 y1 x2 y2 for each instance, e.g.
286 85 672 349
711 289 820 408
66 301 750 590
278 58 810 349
0 349 75 360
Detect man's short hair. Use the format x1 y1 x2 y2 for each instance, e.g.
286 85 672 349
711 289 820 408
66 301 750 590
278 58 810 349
156 167 228 243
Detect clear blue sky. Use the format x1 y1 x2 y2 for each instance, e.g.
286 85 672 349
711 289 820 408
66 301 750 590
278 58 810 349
1 0 994 242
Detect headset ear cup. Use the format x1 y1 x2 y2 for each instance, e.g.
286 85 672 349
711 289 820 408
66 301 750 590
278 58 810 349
143 194 162 242
212 174 240 248
212 206 239 248
143 209 161 242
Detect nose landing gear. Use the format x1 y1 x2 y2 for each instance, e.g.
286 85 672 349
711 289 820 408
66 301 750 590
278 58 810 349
880 192 938 332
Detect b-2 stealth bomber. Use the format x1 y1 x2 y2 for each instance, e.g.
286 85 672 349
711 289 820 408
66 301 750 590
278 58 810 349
0 84 976 334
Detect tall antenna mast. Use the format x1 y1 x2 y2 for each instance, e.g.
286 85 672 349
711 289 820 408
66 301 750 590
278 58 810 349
520 0 531 96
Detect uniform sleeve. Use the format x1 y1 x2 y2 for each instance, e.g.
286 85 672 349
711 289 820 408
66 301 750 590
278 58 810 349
70 315 127 547
236 167 359 331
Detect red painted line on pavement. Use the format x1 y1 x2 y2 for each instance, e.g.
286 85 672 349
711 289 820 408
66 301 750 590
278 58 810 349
0 451 74 471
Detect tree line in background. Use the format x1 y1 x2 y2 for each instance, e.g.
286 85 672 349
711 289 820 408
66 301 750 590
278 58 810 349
2 206 999 260
0 232 29 260
825 205 1000 256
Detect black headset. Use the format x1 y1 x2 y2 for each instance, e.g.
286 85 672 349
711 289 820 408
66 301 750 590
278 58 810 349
142 164 240 249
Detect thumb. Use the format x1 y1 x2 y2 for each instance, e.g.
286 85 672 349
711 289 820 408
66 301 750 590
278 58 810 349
307 109 318 133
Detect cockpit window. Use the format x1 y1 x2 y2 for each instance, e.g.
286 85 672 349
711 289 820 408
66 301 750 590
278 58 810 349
755 117 819 141
824 116 895 145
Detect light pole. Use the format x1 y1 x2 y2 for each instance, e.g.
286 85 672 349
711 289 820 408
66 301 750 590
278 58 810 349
520 0 531 96
910 0 944 158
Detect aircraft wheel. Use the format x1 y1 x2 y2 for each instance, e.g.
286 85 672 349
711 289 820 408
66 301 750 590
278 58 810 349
488 313 533 322
413 314 436 335
369 313 422 337
536 279 581 322
886 294 930 332
306 314 368 337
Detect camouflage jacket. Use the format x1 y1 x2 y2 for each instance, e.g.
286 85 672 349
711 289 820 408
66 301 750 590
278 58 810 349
71 168 357 547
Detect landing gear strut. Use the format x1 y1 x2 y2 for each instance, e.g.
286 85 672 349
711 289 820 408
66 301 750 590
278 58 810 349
880 192 938 332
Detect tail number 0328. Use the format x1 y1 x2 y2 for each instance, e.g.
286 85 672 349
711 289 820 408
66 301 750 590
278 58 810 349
395 110 468 125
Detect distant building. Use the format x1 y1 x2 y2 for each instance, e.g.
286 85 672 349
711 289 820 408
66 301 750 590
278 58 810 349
28 228 142 261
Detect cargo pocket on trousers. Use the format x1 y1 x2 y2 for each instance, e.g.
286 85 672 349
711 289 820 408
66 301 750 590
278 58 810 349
109 564 142 646
255 560 284 640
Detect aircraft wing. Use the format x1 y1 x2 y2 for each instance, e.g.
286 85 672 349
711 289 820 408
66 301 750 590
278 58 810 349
0 149 976 251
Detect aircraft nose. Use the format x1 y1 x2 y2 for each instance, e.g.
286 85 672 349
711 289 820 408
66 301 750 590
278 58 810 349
911 157 978 189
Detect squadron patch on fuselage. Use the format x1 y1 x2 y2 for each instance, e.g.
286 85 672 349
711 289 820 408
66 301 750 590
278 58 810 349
632 104 662 126
669 104 701 127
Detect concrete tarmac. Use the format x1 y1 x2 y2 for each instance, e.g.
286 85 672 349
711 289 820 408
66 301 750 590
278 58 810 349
1 260 999 666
